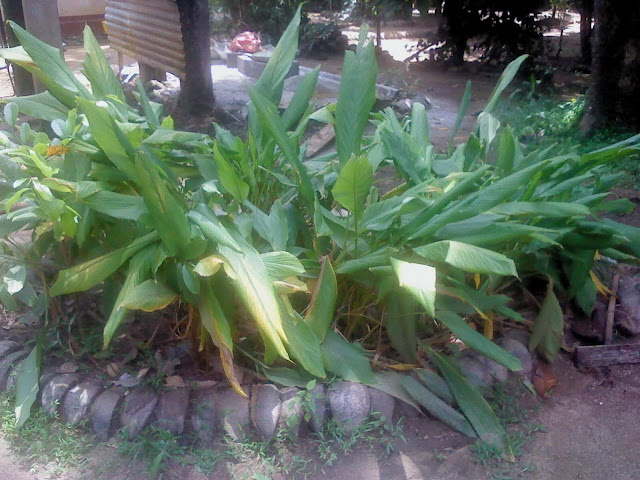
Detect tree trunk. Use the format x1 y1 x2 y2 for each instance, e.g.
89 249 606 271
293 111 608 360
581 0 640 133
0 0 35 96
443 0 467 64
176 0 215 115
578 0 594 65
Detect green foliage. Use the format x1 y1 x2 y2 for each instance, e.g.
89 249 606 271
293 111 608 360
1 13 640 441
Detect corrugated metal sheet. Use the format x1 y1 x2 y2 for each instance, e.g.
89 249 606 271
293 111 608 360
105 0 186 77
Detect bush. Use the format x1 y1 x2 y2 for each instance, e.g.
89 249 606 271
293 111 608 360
1 9 639 454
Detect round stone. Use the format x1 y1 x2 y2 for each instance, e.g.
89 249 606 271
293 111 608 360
279 387 303 438
62 379 103 426
328 381 370 434
40 373 82 417
155 388 190 435
190 388 217 444
496 337 534 377
307 383 327 433
91 387 125 439
0 340 19 358
251 384 281 439
215 389 250 442
368 387 395 428
120 386 158 439
458 355 493 388
502 328 531 347
0 349 28 391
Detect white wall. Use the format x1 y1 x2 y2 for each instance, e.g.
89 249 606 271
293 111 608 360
57 0 106 17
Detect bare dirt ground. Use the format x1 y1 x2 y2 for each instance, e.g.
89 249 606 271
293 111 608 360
1 12 639 480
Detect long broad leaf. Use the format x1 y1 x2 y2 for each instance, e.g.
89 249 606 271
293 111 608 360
282 66 320 130
402 376 476 437
335 27 378 164
218 234 290 361
414 240 518 277
529 283 563 363
321 330 374 384
254 5 302 104
304 256 337 341
119 279 177 312
199 280 246 397
386 291 418 363
483 54 528 113
50 232 158 296
449 80 472 154
332 155 373 221
426 345 514 460
14 343 41 427
391 258 436 317
82 25 126 102
2 92 69 121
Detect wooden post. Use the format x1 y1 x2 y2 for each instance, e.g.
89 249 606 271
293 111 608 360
21 0 63 93
0 0 35 96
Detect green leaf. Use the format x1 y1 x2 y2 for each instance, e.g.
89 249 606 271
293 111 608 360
251 200 289 251
332 155 373 221
103 247 154 348
411 101 431 149
369 371 419 410
218 233 290 361
305 256 337 341
386 291 418 363
529 283 563 363
476 112 501 149
144 129 207 145
335 27 378 164
426 345 514 459
3 265 26 294
282 66 319 130
414 241 518 277
212 144 249 202
391 258 436 317
497 126 516 174
415 368 454 404
120 279 177 312
491 202 589 218
483 54 528 113
321 330 374 384
50 231 158 296
449 80 472 154
4 102 18 127
136 79 161 130
83 25 126 102
254 5 302 104
134 153 191 257
436 311 522 371
402 376 476 437
83 191 148 220
15 343 41 428
77 98 138 181
187 204 241 252
10 21 92 104
193 255 226 277
282 310 326 378
261 251 305 281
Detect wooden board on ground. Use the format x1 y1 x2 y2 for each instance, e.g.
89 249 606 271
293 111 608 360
306 124 335 158
575 344 640 367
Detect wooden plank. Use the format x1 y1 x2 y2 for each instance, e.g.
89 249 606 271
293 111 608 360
575 344 640 367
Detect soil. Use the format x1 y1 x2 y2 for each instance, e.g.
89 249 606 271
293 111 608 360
1 10 640 480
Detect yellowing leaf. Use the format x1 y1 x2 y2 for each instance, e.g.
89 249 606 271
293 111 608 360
46 145 68 156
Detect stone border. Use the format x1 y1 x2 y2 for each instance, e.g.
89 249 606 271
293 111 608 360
0 330 535 445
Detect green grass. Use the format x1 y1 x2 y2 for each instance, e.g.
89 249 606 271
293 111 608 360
0 393 95 477
470 381 545 480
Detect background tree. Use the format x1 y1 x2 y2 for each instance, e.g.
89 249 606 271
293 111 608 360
176 0 215 115
0 0 34 95
581 0 640 132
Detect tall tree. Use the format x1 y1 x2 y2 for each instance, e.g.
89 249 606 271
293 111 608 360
581 0 640 133
577 0 594 65
176 0 215 115
0 0 34 95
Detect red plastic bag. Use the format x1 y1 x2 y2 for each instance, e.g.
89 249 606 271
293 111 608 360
230 32 261 53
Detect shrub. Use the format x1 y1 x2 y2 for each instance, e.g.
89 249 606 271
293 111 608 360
0 9 639 454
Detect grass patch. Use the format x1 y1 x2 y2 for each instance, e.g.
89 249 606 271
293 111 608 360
470 381 545 480
0 393 95 477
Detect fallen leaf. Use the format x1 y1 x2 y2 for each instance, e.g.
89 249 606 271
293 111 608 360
137 367 149 378
194 380 218 389
114 372 142 388
165 375 187 388
532 364 558 397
